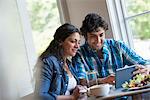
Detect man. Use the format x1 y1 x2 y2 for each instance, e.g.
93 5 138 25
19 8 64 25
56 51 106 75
73 13 150 85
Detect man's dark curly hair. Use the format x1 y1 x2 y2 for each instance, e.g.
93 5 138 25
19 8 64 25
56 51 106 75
80 13 108 38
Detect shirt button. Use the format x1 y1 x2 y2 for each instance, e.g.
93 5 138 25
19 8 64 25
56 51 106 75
66 84 67 86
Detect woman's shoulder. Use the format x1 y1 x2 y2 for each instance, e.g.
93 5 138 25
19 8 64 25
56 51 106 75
41 55 63 70
41 55 60 64
42 54 57 60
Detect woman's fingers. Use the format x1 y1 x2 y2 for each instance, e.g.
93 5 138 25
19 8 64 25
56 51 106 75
76 85 87 93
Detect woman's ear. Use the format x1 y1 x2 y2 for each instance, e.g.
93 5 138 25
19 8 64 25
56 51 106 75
59 41 63 46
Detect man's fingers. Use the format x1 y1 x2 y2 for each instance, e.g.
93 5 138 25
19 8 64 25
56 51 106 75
133 68 149 75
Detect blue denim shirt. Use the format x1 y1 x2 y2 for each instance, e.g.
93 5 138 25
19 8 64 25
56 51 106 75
35 55 79 100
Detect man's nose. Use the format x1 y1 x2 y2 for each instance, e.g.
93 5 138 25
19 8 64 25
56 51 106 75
96 36 101 43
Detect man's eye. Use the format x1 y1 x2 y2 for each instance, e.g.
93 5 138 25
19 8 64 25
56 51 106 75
99 33 103 37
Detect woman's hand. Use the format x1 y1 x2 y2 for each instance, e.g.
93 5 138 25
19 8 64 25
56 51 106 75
77 85 87 93
71 86 80 100
79 79 87 86
71 85 88 100
133 65 150 75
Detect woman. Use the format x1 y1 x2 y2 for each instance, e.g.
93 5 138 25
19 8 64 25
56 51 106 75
35 23 81 100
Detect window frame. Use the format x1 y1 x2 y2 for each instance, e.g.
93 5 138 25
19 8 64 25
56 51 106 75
106 0 150 48
16 0 37 96
106 0 131 47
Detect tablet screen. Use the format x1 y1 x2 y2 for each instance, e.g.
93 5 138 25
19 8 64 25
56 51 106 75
115 65 136 89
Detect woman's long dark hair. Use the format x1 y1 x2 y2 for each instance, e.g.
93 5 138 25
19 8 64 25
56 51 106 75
40 23 80 59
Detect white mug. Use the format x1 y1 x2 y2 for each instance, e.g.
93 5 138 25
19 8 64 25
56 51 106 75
89 84 111 96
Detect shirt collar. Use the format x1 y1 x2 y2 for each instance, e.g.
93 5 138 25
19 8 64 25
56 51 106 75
102 40 109 55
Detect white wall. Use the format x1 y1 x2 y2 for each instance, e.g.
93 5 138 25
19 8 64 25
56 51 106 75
0 0 36 99
59 0 113 39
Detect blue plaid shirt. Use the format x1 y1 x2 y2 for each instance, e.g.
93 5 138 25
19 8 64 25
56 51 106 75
72 39 150 79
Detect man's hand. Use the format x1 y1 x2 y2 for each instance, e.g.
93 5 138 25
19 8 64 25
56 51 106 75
98 74 115 85
79 75 115 87
133 65 150 75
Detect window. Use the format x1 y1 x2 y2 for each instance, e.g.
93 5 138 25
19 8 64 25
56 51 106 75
107 0 150 59
26 0 61 56
121 0 150 59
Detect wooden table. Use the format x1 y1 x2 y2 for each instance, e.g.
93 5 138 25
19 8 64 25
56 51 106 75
89 87 150 100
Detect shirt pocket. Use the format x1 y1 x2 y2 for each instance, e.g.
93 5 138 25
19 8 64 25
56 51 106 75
51 71 63 94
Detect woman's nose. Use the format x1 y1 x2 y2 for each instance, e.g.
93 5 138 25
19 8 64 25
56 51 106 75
75 42 80 48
